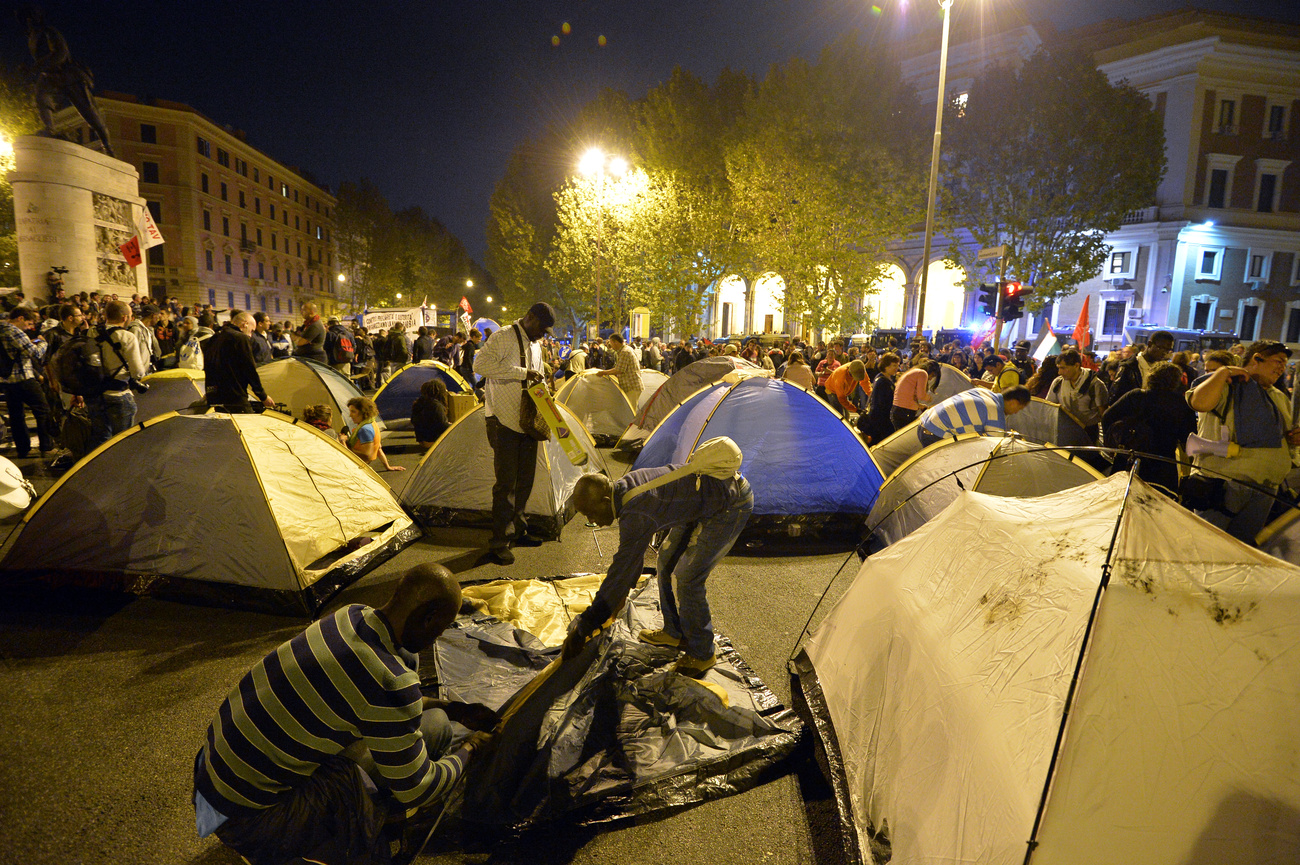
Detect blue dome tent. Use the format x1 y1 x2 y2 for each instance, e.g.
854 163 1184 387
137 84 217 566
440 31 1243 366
373 361 474 428
473 317 501 339
632 377 884 536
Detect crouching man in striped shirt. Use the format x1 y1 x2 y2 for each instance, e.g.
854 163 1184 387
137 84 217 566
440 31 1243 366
192 564 496 864
918 385 1031 447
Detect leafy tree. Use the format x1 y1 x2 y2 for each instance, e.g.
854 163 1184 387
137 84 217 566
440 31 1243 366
941 49 1166 308
727 33 927 337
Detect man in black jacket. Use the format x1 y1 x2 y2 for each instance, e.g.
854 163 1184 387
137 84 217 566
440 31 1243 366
1110 330 1174 404
207 312 276 412
249 312 275 365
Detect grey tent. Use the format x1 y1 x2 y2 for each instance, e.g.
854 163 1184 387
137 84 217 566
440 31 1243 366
555 369 636 446
617 356 768 449
866 433 1102 549
400 403 606 539
0 411 418 614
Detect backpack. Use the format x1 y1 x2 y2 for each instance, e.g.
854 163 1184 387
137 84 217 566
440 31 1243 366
623 436 744 504
326 328 355 364
387 332 409 363
53 331 109 396
353 335 372 364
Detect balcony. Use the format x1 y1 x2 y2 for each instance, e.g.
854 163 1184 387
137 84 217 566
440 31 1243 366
239 239 257 253
1120 206 1158 225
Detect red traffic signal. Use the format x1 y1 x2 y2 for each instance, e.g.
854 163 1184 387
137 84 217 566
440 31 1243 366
999 280 1031 321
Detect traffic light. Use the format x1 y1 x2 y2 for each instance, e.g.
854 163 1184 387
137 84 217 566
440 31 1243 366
977 284 999 317
1000 280 1031 321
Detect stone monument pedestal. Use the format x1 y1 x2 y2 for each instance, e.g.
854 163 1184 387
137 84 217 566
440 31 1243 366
8 136 147 300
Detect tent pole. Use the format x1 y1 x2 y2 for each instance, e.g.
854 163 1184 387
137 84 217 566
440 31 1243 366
1022 463 1139 864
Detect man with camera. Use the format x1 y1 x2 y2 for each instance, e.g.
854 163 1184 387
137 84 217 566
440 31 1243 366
1 307 57 459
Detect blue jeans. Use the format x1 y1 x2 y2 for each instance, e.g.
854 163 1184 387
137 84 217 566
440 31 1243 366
87 389 136 448
655 478 754 659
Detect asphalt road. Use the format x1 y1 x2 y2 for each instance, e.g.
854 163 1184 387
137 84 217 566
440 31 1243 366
0 426 860 865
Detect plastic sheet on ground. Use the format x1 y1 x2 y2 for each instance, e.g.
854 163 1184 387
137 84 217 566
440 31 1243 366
460 574 601 647
421 575 802 831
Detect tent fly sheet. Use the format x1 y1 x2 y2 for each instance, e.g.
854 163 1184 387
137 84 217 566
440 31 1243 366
373 361 474 429
259 357 371 434
136 368 206 424
794 473 1300 865
618 356 768 449
555 369 636 445
0 411 418 614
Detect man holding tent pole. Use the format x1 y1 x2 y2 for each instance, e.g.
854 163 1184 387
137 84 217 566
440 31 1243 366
563 440 753 678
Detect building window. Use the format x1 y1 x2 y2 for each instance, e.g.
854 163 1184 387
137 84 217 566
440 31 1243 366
260 296 267 313
254 197 261 214
205 250 213 271
209 289 216 306
271 233 277 251
1239 302 1262 340
148 246 163 266
256 228 263 245
244 292 251 309
242 259 250 278
1109 250 1131 277
268 174 274 190
281 183 289 197
1266 103 1288 141
222 217 229 237
1196 246 1224 281
220 182 228 202
288 300 294 313
240 223 248 242
1217 99 1237 135
239 190 246 209
253 168 259 182
203 210 211 231
140 123 157 144
297 271 303 287
275 297 281 313
1287 307 1300 344
147 200 162 223
1245 250 1272 283
225 255 232 275
269 204 275 220
316 226 323 240
283 211 289 226
1204 153 1242 209
197 136 211 158
200 173 209 194
294 190 299 203
1101 301 1127 336
272 266 278 282
1254 160 1290 214
236 158 247 177
217 148 230 167
1193 300 1213 331
227 290 235 308
258 262 265 279
296 241 301 257
141 161 159 184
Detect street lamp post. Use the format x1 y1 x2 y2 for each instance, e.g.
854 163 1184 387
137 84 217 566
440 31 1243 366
914 0 955 340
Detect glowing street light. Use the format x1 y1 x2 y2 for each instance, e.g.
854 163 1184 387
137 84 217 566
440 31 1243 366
466 279 474 288
577 147 627 339
337 273 346 282
395 293 402 300
485 295 493 303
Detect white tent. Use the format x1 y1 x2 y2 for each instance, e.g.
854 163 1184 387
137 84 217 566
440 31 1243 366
0 455 34 518
259 357 373 435
866 434 1102 549
555 369 636 444
0 412 418 614
797 473 1300 865
635 368 668 414
401 403 607 539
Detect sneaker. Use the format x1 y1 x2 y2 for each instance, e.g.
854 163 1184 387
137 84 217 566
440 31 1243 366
638 629 681 649
484 547 515 566
673 654 716 678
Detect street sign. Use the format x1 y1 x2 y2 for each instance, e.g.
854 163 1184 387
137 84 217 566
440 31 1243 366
976 244 1007 261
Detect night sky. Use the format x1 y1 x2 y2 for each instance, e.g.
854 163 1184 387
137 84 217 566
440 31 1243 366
5 1 1298 265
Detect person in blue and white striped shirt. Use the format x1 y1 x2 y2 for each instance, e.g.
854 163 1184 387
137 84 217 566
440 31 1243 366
918 385 1031 446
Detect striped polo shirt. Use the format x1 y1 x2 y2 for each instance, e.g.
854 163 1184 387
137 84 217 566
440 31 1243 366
920 389 1007 439
195 605 465 817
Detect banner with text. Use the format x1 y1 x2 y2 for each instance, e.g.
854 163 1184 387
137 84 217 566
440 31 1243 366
357 307 436 332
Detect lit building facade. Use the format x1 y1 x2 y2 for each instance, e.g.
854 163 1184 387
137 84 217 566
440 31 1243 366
54 93 343 322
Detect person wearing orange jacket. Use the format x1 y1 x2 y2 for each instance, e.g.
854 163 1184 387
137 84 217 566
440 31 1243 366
820 359 867 419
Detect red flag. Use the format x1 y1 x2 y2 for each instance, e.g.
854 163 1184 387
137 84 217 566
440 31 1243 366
1072 295 1091 350
119 236 143 268
459 296 473 315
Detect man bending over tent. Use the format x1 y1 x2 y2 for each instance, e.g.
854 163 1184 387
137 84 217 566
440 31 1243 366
192 564 498 864
562 455 753 678
918 384 1031 446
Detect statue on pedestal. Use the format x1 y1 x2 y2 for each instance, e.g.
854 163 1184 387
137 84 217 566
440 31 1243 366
22 7 114 157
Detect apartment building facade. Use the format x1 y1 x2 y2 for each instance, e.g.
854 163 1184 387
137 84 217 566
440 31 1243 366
55 93 344 322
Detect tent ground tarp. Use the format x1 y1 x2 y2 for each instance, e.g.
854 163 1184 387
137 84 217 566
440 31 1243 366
795 474 1300 865
422 574 802 831
0 411 418 615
